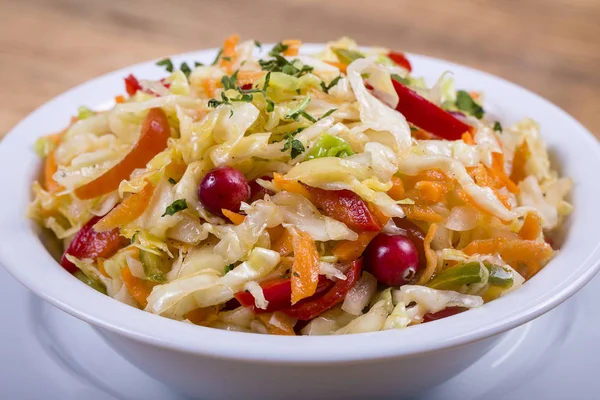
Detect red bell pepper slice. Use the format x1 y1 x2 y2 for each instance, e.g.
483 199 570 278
124 74 142 96
74 108 171 200
392 79 474 140
235 276 334 313
281 258 363 321
61 215 129 274
423 306 467 322
306 186 381 232
387 51 412 72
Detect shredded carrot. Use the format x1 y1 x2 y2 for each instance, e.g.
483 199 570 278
403 205 444 223
415 181 451 203
462 132 476 145
467 164 513 209
416 223 438 284
115 95 126 104
332 231 379 262
367 202 391 227
222 209 246 225
324 60 347 73
257 313 296 336
282 39 302 56
202 78 218 98
236 70 267 87
411 128 438 140
94 183 156 232
387 176 406 200
271 227 294 256
43 151 63 193
518 212 543 241
121 266 154 308
462 237 553 279
469 91 481 101
290 229 319 304
510 141 530 183
490 152 520 194
272 173 313 201
97 258 108 277
266 225 286 242
185 307 219 326
219 34 240 74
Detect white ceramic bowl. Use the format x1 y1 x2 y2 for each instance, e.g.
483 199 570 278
1 45 600 399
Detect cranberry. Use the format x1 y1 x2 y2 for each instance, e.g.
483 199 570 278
198 166 250 215
248 176 274 203
363 233 420 287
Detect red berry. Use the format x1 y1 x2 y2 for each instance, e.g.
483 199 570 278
198 166 250 215
363 233 420 287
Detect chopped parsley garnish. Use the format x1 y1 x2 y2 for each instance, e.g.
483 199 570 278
211 48 223 65
258 55 313 78
156 58 174 73
493 121 503 132
180 62 192 78
319 108 337 120
456 90 485 119
269 42 289 57
161 199 188 217
224 264 235 274
221 56 232 62
254 40 262 49
285 97 316 122
194 61 204 67
207 70 275 111
221 70 239 91
130 232 139 244
281 130 305 159
320 76 342 94
168 177 177 184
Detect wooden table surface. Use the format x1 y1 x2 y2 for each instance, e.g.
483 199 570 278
1 0 598 137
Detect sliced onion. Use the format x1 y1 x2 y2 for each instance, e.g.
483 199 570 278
341 271 377 315
125 253 146 279
319 261 346 281
243 281 269 310
444 206 478 231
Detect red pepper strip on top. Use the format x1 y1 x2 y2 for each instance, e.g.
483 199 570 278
305 186 382 232
124 74 142 96
423 307 467 322
74 108 171 200
391 79 474 140
234 276 334 313
61 215 129 274
281 258 364 321
387 51 412 72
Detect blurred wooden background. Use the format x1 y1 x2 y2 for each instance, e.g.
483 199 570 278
1 0 598 137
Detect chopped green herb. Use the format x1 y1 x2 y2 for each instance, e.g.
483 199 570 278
493 121 503 132
224 264 235 274
254 40 262 49
77 106 95 120
332 48 365 64
319 108 337 121
269 42 289 57
293 271 300 277
130 232 139 244
211 48 223 65
161 199 188 217
320 76 342 94
456 90 485 119
266 99 275 112
180 62 192 78
168 177 177 184
194 61 204 67
281 129 305 159
229 109 234 118
221 56 232 62
156 58 174 73
391 74 410 85
221 70 239 91
285 97 316 122
409 126 418 132
258 55 313 77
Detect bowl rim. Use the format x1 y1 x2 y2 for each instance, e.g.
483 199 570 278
1 44 600 364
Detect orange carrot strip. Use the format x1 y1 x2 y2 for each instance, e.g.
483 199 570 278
387 176 406 200
332 231 379 263
416 223 438 284
324 61 347 73
403 205 444 223
115 95 126 104
257 313 296 336
97 258 108 277
121 266 154 308
491 152 520 194
290 229 320 304
219 34 240 74
271 228 295 256
462 238 553 279
222 209 246 225
202 78 218 98
462 132 476 145
44 151 63 193
236 70 267 87
266 225 286 242
282 39 302 56
415 181 450 203
273 173 313 201
518 213 543 241
185 307 219 326
510 141 529 183
94 183 156 232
